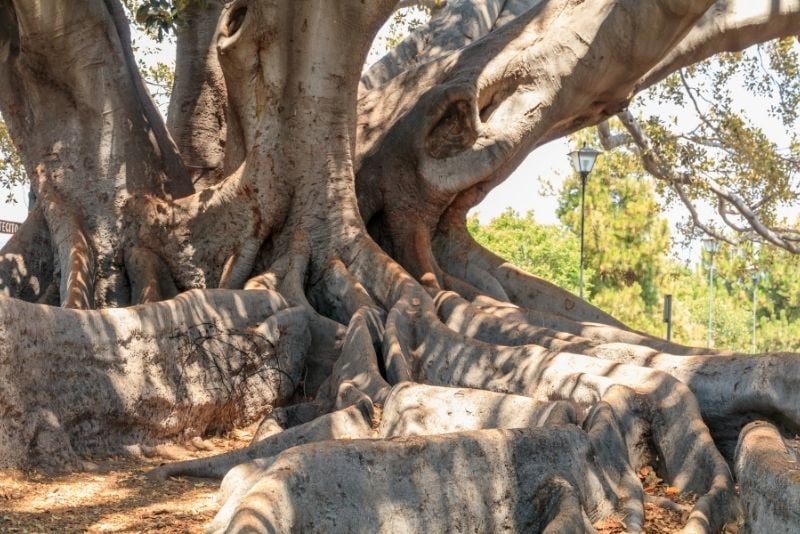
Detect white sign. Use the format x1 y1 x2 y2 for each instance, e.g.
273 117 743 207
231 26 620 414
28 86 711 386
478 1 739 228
0 219 20 234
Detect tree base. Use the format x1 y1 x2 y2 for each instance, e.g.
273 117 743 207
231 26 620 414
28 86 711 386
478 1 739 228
0 290 309 471
735 421 800 534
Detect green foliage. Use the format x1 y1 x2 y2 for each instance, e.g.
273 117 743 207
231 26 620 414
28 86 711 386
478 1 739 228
0 121 25 204
468 210 587 294
641 39 800 241
383 7 430 50
124 0 207 40
141 61 175 105
471 125 799 352
557 127 670 328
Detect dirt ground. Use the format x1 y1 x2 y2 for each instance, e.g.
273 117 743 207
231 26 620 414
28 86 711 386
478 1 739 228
1 428 741 534
0 429 254 534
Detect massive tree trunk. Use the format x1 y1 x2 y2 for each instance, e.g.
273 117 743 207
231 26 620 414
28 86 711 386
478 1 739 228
1 0 800 532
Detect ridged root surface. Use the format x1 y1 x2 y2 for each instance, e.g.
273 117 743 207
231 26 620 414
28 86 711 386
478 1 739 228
142 242 800 534
0 289 308 472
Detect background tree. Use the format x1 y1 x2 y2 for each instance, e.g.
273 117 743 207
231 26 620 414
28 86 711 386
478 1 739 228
600 33 800 251
467 209 586 294
470 201 800 352
0 120 24 204
557 127 671 332
1 1 800 532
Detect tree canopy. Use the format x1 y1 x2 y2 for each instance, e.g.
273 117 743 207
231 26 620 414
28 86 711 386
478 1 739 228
1 1 800 532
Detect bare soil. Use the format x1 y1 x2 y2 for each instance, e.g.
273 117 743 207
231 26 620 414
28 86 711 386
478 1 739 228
0 429 253 533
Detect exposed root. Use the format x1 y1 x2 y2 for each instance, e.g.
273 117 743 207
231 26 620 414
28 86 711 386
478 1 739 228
127 164 274 296
219 237 263 289
0 289 308 471
125 246 179 304
432 287 800 461
252 402 324 440
0 206 53 302
433 213 623 326
211 427 618 533
377 382 582 438
413 312 737 531
8 195 796 532
37 168 94 309
318 306 391 410
247 233 347 397
146 400 374 482
124 232 800 533
735 421 800 533
317 258 376 323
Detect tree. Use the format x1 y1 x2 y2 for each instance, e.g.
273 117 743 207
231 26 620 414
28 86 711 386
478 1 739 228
0 120 24 204
558 127 672 332
467 209 586 294
1 1 799 531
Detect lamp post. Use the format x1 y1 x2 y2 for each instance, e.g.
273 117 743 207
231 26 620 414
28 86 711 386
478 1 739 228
750 270 765 353
748 243 762 354
568 143 601 300
702 238 721 348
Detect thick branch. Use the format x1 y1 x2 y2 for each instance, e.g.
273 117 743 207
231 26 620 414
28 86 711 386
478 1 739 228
639 0 800 90
361 0 509 90
167 0 231 188
610 109 799 252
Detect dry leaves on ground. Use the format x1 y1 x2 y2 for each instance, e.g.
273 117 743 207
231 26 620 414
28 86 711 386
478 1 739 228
0 429 253 533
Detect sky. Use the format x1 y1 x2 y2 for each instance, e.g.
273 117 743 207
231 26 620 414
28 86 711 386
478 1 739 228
1 10 798 260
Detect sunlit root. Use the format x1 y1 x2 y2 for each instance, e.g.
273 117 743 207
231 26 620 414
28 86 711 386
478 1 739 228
37 170 94 309
0 289 308 471
251 402 325 442
378 382 582 437
433 216 622 326
413 317 737 531
434 287 800 457
317 306 391 410
211 427 617 533
587 347 800 457
151 295 393 483
735 421 800 533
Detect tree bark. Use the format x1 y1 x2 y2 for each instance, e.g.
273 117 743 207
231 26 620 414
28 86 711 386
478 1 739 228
0 289 308 471
168 0 233 188
1 1 800 532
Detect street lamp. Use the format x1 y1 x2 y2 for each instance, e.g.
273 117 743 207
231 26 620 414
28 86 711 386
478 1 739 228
750 272 761 353
748 243 763 354
749 266 766 354
702 237 721 348
569 143 602 299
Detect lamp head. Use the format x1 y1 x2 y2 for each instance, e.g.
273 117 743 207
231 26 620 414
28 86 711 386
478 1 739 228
702 238 721 254
569 143 601 175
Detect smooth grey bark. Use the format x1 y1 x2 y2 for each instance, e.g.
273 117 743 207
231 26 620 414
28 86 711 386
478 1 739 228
212 427 612 534
168 0 233 188
0 0 192 307
735 421 800 534
0 289 309 471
